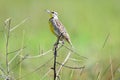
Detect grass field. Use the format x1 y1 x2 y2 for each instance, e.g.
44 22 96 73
0 0 120 80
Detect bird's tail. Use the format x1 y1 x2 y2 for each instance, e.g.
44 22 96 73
66 38 73 47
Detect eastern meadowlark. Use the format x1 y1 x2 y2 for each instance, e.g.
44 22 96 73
46 10 72 47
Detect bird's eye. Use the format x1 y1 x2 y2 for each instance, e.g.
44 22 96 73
51 12 54 14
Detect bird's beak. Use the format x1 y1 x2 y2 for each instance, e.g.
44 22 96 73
46 9 51 14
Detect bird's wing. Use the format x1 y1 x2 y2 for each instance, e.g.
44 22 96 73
55 19 66 34
54 19 71 42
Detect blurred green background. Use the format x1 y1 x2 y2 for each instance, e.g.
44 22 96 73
0 0 120 80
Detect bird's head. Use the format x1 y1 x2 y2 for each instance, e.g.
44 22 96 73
46 10 58 19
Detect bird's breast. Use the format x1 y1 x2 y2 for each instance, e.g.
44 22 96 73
49 21 56 35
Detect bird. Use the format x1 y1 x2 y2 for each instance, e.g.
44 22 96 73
46 10 72 47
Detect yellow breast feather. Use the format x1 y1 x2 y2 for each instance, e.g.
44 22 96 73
49 22 56 35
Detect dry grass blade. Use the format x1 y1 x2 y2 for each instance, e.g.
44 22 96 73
26 49 52 59
62 45 88 59
56 51 71 80
109 56 114 80
19 30 25 79
42 69 52 80
9 54 28 72
8 47 26 54
113 63 120 76
70 70 74 80
102 33 110 48
16 57 53 80
8 47 25 65
0 64 6 74
56 62 85 69
96 72 101 80
101 64 110 79
69 58 83 62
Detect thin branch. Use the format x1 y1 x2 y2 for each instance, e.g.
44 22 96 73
8 47 25 65
62 45 88 59
8 47 26 54
16 57 53 80
56 51 71 80
56 62 85 69
79 67 85 76
9 54 28 72
53 33 63 80
25 49 52 59
53 50 57 80
69 58 83 62
0 75 6 80
4 18 11 75
10 49 53 72
20 47 63 59
10 18 28 32
0 64 6 75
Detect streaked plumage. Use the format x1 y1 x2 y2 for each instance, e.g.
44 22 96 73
47 10 72 46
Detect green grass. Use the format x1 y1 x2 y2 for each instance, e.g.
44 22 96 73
0 0 120 80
